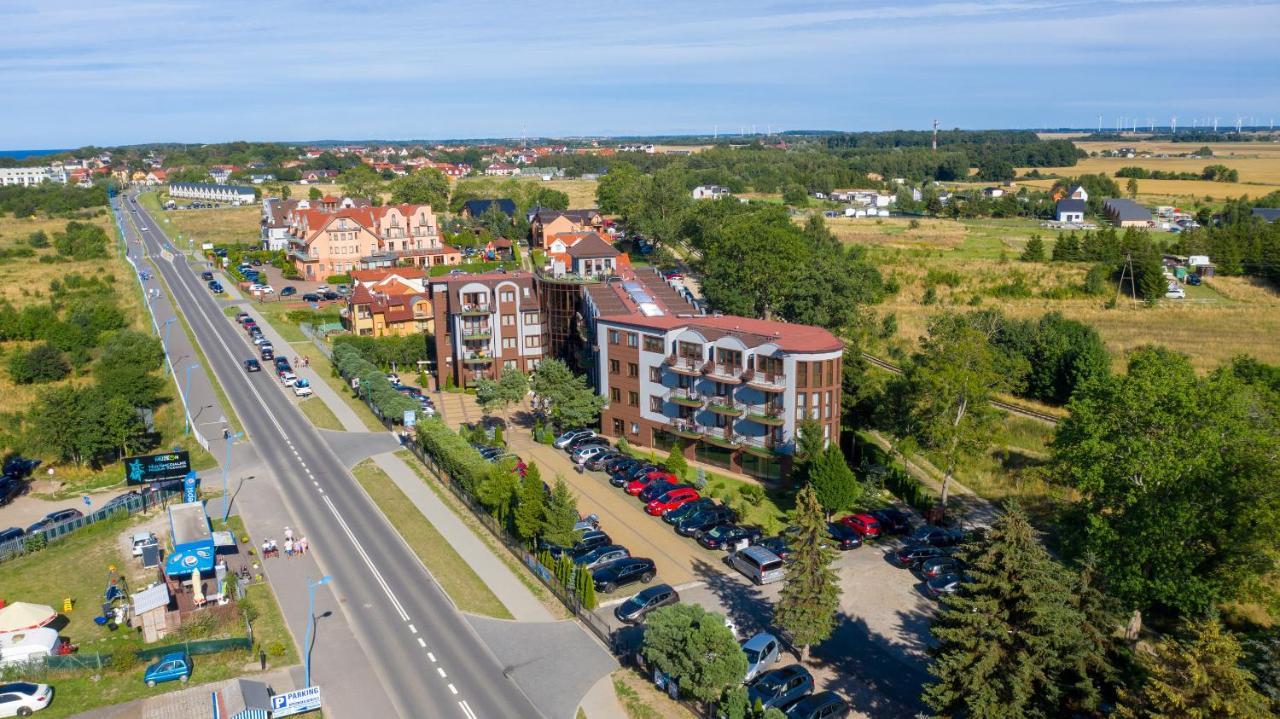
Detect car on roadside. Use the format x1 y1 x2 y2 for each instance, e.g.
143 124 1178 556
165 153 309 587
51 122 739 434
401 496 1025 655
200 271 214 281
824 522 863 550
697 524 763 550
754 535 794 563
209 282 224 294
645 487 701 516
926 573 966 598
748 664 814 710
614 583 679 624
0 478 27 507
26 508 83 534
918 556 962 580
280 286 297 297
662 497 715 525
741 632 781 684
592 557 656 594
302 293 321 303
235 312 250 324
293 379 313 397
0 681 54 716
279 371 298 387
784 691 849 719
911 526 964 548
322 291 340 301
894 544 950 568
870 508 912 535
675 505 736 537
839 513 881 540
260 347 275 361
274 358 291 374
626 470 676 497
0 527 25 544
143 651 191 687
243 359 261 373
573 545 630 571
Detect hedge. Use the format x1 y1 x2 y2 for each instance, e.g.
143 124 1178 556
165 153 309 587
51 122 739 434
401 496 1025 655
332 342 418 422
325 274 352 285
416 416 489 492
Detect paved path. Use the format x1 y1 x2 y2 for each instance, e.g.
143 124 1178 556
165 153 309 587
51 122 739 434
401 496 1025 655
865 430 1000 529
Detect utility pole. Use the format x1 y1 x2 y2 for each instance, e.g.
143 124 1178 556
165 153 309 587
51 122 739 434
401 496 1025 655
932 118 940 151
1116 253 1138 309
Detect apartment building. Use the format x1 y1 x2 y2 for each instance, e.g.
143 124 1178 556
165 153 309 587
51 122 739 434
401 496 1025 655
591 279 841 480
430 271 544 389
529 208 605 248
0 166 65 186
169 182 256 205
344 274 432 337
287 201 460 278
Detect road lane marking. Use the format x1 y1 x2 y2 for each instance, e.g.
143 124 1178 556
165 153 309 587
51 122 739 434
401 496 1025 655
409 624 417 634
459 701 477 719
448 684 457 695
428 652 436 662
321 494 410 621
417 638 426 648
437 667 447 678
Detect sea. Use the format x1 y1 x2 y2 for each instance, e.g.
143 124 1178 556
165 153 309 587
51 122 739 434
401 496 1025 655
0 149 71 160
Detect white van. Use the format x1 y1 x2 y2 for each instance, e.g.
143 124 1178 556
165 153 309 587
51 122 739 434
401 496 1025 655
0 627 60 667
728 546 785 585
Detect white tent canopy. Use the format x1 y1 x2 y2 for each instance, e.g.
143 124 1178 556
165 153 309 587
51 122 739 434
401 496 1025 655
0 602 57 633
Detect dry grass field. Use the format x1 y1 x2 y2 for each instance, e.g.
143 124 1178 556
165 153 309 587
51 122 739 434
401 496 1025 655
511 177 599 207
142 191 261 246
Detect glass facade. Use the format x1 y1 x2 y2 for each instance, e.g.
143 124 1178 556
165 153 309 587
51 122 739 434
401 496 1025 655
740 453 783 481
694 442 733 470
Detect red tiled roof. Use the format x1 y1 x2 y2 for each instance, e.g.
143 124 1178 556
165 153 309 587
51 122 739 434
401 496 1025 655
596 313 842 353
350 268 427 283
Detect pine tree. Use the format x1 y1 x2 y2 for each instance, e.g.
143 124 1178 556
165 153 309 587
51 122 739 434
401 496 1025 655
774 485 841 661
807 445 862 516
664 441 688 479
1117 618 1270 719
541 477 580 547
513 463 545 543
924 504 1111 719
1020 234 1046 262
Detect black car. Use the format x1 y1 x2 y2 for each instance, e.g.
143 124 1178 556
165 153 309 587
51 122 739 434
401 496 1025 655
567 434 610 452
592 557 656 593
918 556 962 579
260 347 275 360
784 690 849 719
280 286 297 297
322 291 340 301
27 508 83 534
870 508 912 535
0 478 26 507
0 527 23 543
894 544 950 568
662 497 715 525
675 506 736 537
210 282 224 293
604 455 638 475
756 535 794 563
565 530 612 558
274 357 292 373
200 271 214 281
302 293 321 302
698 524 763 550
103 490 142 511
244 359 262 372
825 522 863 550
612 463 657 488
911 526 964 548
636 480 682 504
2 456 39 479
614 583 679 624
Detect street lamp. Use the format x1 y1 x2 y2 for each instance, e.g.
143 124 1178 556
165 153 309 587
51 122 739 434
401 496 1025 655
182 363 199 434
304 575 332 688
161 318 177 371
221 430 245 521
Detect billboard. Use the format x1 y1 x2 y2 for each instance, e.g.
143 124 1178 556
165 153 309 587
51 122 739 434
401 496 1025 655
124 451 191 485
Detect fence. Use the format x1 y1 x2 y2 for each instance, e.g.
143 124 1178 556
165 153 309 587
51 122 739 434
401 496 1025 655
400 440 619 651
39 635 254 674
0 486 185 564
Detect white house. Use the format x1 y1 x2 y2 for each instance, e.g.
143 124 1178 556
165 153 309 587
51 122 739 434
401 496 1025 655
0 166 63 186
1055 198 1087 224
169 182 256 205
692 185 731 200
1070 185 1089 202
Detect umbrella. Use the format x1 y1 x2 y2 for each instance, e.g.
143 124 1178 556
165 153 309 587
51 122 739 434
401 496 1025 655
0 602 57 632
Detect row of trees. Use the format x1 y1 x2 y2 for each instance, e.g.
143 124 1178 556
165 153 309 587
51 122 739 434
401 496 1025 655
1171 194 1280 284
1115 164 1239 182
331 334 431 369
0 184 107 217
331 342 418 421
1049 227 1169 302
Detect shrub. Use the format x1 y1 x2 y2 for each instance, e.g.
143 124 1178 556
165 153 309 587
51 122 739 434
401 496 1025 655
925 268 963 288
739 483 765 505
325 274 352 285
109 649 138 672
266 640 287 657
8 343 69 384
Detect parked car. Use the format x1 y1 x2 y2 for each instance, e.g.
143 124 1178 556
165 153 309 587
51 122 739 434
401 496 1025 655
322 291 340 301
839 513 881 539
143 651 191 687
592 557 656 593
662 497 715 525
280 286 297 297
274 358 292 373
571 444 611 465
613 583 679 624
0 527 24 544
612 463 657 488
234 312 250 324
208 282 224 294
748 664 814 710
1165 286 1186 300
280 371 298 387
2 456 39 480
244 359 261 373
293 379 313 397
554 429 594 449
870 508 912 535
200 271 213 281
584 452 623 472
573 545 630 570
728 546 786 585
567 435 610 453
627 470 676 497
784 691 849 719
911 526 964 548
130 531 158 557
824 522 863 550
741 632 782 683
754 535 794 563
637 479 684 504
301 293 321 302
567 530 612 558
260 347 275 361
0 478 26 507
894 544 950 568
697 524 763 550
645 487 701 516
27 509 83 534
603 455 638 475
675 505 736 536
926 573 965 598
0 681 53 717
918 556 962 579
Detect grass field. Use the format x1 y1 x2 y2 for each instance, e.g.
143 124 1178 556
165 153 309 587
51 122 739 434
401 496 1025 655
298 397 343 430
140 191 261 247
350 458 512 618
511 177 599 208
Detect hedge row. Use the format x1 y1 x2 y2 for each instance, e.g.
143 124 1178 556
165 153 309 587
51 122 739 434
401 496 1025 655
416 416 489 492
332 342 418 422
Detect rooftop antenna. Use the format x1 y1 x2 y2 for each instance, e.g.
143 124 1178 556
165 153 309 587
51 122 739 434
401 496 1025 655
932 119 940 151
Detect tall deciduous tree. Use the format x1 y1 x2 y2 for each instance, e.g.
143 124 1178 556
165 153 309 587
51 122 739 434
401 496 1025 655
595 162 644 219
700 208 806 320
496 368 529 419
633 165 692 247
925 505 1115 718
775 485 841 660
388 168 450 208
530 358 606 429
338 164 383 201
641 603 748 702
1116 618 1270 719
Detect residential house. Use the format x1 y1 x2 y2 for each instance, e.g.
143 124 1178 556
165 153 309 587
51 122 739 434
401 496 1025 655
287 202 458 278
430 271 544 389
261 197 298 251
1103 198 1153 228
692 185 731 200
1070 185 1089 201
484 163 518 176
344 275 433 337
461 198 517 220
145 168 168 185
544 232 626 278
0 167 64 186
1251 208 1280 223
302 169 338 183
529 208 605 248
1055 198 1087 224
169 182 256 205
208 165 237 184
248 173 276 184
983 187 1005 198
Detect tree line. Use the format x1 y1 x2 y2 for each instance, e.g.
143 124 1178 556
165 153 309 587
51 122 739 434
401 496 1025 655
0 184 108 218
1115 164 1239 182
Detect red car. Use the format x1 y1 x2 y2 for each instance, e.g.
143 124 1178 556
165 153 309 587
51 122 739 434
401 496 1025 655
645 487 701 516
840 513 882 539
626 470 676 496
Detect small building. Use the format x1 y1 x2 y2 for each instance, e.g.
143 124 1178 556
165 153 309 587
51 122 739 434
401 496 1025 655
983 187 1005 198
1070 185 1089 201
1103 198 1152 228
692 185 731 200
1188 254 1216 277
1055 198 1086 224
1251 208 1280 223
131 583 175 643
461 198 517 220
212 678 274 719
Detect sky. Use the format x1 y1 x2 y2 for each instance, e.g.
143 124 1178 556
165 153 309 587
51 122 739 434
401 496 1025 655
4 0 1280 148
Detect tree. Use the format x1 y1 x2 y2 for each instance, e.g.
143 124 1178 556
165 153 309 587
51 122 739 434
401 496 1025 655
781 184 809 206
524 185 569 211
8 343 69 384
473 377 501 415
902 314 1016 508
1020 234 1046 262
633 165 693 246
530 359 605 429
642 603 748 702
477 459 520 522
496 368 529 419
1117 618 1270 719
541 477 580 547
795 418 826 465
775 486 841 661
807 445 862 515
595 163 644 219
338 164 382 201
513 463 546 543
88 389 146 461
924 505 1115 718
1126 177 1140 199
308 186 322 201
701 207 806 320
26 230 49 248
1051 347 1280 615
388 168 449 208
664 442 688 479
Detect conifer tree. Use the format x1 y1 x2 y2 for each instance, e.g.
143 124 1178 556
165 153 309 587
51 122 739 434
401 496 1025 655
774 485 841 661
513 463 545 543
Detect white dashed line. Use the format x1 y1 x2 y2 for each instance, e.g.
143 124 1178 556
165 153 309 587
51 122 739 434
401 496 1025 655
417 638 426 648
321 494 409 621
428 652 436 663
408 624 417 634
448 684 457 695
437 667 447 679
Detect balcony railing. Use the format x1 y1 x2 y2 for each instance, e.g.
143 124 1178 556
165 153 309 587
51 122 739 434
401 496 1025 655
701 424 742 448
666 387 704 408
287 249 317 262
744 368 787 392
459 304 492 317
703 362 744 384
668 418 704 439
665 354 703 376
744 404 786 426
461 352 493 365
740 434 785 456
705 396 745 416
461 327 492 341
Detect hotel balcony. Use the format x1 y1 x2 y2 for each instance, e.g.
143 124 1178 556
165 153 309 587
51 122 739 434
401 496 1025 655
668 418 704 440
701 425 742 449
461 352 494 366
703 362 744 384
666 387 704 408
287 248 317 262
744 369 787 393
664 354 704 377
461 325 492 341
459 304 492 317
740 434 785 457
744 404 786 426
705 396 745 417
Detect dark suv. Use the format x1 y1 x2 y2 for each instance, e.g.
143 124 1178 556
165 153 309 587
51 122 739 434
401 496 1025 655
675 505 735 537
0 477 26 507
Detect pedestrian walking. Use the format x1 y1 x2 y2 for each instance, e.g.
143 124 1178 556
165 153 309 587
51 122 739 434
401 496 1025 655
284 538 294 557
297 536 308 554
284 526 293 542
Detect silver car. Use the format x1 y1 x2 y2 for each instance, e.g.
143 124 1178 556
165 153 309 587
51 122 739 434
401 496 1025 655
741 632 781 684
572 544 630 570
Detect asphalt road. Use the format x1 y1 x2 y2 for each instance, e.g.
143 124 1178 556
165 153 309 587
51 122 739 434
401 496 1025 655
118 193 542 719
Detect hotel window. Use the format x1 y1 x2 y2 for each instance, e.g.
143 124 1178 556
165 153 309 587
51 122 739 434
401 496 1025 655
649 366 662 383
631 422 640 435
610 387 621 402
610 359 620 375
608 329 619 345
524 336 541 348
613 418 625 434
523 313 539 325
824 391 832 419
643 335 664 353
502 338 516 349
626 332 638 348
628 362 639 378
628 391 639 407
523 287 531 298
650 396 663 412
796 393 806 419
797 362 808 387
813 361 824 386
504 360 516 370
500 291 515 303
502 314 515 326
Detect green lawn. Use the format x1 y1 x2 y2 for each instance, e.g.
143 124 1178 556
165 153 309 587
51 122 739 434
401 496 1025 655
299 350 386 432
298 397 343 430
350 458 512 618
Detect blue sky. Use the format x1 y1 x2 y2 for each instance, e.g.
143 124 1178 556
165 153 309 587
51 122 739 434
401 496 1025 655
4 0 1279 147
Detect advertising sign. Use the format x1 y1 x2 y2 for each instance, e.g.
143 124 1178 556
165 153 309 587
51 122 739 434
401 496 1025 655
271 686 322 717
124 452 192 485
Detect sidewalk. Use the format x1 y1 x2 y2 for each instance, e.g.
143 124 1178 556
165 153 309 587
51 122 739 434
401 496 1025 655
242 302 553 623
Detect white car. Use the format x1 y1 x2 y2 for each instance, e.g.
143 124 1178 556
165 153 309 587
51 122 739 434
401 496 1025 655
1165 287 1186 300
280 371 298 387
0 682 53 717
130 532 157 557
386 373 400 385
740 633 781 684
293 379 313 397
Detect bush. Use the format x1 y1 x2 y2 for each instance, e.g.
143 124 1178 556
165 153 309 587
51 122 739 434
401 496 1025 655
325 274 352 285
884 466 933 511
8 343 69 384
266 640 287 657
416 417 490 493
109 649 138 672
332 343 416 421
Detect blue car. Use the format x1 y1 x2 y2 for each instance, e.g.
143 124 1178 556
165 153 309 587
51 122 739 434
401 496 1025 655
143 651 191 687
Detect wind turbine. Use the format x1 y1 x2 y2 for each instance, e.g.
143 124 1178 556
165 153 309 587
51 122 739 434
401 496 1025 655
1171 116 1177 134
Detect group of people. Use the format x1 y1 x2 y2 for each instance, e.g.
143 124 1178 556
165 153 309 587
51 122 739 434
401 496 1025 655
292 356 310 368
261 526 309 558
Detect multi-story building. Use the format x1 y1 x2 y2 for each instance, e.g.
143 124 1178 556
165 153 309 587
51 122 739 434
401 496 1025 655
0 166 64 186
168 182 256 205
286 202 460 278
430 271 544 389
589 273 841 480
344 269 433 337
529 208 605 248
